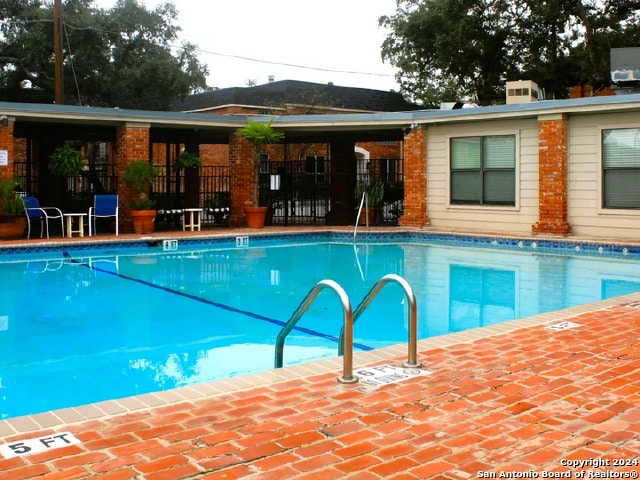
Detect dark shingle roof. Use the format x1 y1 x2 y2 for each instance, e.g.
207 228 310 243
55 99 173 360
171 80 420 113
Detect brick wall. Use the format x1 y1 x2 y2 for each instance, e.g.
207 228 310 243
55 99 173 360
357 141 401 160
228 132 256 227
398 128 429 227
114 123 150 232
569 84 615 98
532 115 571 235
0 118 15 183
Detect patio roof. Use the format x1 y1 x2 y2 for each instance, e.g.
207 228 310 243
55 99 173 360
2 92 640 144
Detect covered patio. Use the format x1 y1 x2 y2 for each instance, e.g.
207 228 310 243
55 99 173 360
0 102 413 235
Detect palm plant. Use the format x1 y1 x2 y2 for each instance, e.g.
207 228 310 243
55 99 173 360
236 119 284 206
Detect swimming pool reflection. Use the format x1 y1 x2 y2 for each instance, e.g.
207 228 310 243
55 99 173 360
3 238 640 419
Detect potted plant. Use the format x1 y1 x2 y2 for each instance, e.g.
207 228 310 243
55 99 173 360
122 160 160 234
173 151 202 209
355 179 384 225
236 119 284 228
0 179 26 240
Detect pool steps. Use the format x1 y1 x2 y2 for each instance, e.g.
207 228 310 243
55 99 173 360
275 273 422 383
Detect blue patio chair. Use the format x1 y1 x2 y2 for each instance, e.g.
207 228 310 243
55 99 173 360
22 196 64 239
88 194 119 236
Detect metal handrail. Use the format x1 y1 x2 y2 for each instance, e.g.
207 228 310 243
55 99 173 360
339 273 422 369
353 192 366 243
274 279 358 383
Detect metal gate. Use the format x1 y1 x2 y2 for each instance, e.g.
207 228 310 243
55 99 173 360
260 159 331 225
152 165 231 229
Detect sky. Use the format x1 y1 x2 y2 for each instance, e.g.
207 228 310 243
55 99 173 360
94 0 401 92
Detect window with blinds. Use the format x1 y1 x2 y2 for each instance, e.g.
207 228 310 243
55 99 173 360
602 128 640 209
450 135 516 206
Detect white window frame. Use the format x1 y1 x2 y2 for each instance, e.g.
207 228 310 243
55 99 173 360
598 125 640 213
446 131 520 210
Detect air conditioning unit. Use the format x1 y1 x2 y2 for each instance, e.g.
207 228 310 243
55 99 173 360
611 48 640 86
506 80 541 104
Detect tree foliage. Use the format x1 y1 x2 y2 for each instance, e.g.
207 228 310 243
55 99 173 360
0 0 209 109
380 0 640 106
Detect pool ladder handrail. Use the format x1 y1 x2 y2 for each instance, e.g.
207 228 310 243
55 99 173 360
274 279 358 383
353 192 367 243
274 274 422 384
338 273 423 369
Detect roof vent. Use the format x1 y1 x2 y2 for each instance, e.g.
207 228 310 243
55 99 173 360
506 80 541 104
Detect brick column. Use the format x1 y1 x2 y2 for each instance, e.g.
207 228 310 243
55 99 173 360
114 123 150 232
532 114 571 235
228 132 255 227
398 127 429 227
0 117 15 183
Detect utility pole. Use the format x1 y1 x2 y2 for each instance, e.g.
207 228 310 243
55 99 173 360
53 0 64 104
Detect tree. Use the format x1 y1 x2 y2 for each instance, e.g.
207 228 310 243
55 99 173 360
0 0 209 109
517 0 640 97
380 0 518 106
380 0 640 105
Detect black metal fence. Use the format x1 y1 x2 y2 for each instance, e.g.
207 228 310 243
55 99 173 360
152 165 231 229
358 158 404 225
13 158 118 212
14 155 403 228
260 159 331 225
356 158 404 225
260 157 404 226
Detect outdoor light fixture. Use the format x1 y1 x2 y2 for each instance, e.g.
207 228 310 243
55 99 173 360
403 123 420 135
1 116 8 128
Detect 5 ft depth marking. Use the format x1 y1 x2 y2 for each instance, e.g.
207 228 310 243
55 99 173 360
0 432 81 458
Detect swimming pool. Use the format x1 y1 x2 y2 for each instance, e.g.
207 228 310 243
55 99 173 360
2 232 640 419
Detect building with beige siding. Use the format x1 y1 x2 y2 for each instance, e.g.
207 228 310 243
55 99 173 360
400 93 640 240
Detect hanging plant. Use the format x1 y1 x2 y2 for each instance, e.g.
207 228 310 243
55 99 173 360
173 151 202 171
49 144 84 176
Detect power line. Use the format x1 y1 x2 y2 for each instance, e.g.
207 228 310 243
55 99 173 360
58 21 395 80
193 47 395 79
10 17 396 81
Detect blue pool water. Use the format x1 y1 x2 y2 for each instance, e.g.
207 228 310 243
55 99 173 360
2 232 640 419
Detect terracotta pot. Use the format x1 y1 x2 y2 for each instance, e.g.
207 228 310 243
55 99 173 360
358 207 378 226
244 206 267 229
130 210 156 234
0 215 26 240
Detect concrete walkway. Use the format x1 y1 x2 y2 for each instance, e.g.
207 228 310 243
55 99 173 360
0 293 638 479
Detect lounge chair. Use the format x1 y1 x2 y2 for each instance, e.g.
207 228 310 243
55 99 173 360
22 196 64 239
88 194 119 236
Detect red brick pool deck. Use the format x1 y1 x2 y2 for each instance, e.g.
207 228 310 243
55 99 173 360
0 229 639 479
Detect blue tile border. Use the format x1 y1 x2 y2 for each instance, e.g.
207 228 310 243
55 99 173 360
2 230 640 260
